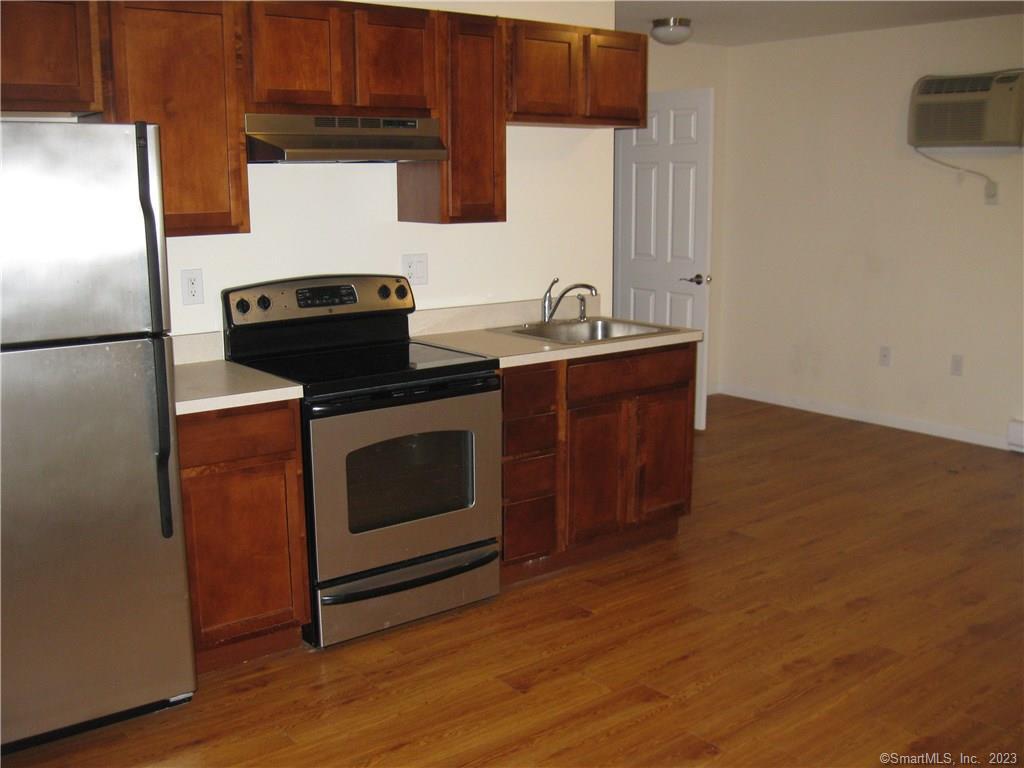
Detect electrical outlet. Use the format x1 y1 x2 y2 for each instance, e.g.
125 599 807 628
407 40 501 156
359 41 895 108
181 269 204 306
401 253 428 286
950 353 964 376
879 346 892 368
985 180 999 205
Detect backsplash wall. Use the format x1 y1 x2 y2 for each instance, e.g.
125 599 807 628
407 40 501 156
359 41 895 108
167 125 614 337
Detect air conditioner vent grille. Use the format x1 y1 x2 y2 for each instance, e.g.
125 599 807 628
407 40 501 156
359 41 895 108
918 76 994 95
914 101 986 143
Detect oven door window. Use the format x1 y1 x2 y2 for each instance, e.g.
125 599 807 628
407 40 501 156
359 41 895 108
346 430 475 533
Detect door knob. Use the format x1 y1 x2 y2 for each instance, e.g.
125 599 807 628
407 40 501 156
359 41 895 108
680 273 711 285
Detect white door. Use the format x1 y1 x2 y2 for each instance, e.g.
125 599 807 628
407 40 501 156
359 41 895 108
614 89 713 429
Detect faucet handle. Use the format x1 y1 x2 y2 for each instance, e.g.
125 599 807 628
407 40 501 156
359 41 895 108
545 277 560 295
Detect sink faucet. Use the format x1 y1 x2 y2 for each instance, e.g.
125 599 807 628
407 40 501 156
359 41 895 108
541 277 598 322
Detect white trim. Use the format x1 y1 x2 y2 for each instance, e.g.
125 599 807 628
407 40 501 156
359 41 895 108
716 385 1012 451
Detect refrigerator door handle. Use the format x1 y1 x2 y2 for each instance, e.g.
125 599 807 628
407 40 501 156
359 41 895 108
135 123 169 335
153 337 174 539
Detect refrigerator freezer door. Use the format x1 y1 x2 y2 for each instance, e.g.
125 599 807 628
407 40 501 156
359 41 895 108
1 338 194 744
0 121 169 344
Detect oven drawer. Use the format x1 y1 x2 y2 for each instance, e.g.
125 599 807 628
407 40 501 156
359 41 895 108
316 542 499 646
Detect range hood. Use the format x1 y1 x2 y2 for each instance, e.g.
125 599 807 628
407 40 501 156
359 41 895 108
245 113 447 163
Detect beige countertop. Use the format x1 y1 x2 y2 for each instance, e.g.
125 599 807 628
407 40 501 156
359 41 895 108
418 325 704 368
173 323 703 414
174 360 302 416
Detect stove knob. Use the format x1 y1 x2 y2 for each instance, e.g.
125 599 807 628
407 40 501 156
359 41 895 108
257 295 272 311
378 284 392 300
235 298 251 315
395 284 409 300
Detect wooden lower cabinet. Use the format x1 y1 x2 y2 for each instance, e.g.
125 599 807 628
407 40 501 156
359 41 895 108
635 387 693 523
177 400 309 672
567 400 628 544
502 344 696 583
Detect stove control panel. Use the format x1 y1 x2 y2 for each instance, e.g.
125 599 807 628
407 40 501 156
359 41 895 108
224 275 415 326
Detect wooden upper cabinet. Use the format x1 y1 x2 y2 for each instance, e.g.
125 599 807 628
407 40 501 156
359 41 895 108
397 12 504 224
354 7 435 109
250 2 355 106
508 22 580 118
507 21 646 127
584 31 646 121
110 1 248 236
0 1 104 112
448 14 504 221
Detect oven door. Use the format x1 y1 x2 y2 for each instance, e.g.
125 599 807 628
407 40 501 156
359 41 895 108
308 388 501 582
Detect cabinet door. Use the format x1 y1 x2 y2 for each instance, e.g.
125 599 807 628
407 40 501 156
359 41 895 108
509 22 580 118
447 14 505 221
584 32 646 121
634 386 692 523
0 1 103 111
354 7 435 109
181 456 309 650
396 12 504 224
250 2 354 106
568 400 628 544
110 1 249 236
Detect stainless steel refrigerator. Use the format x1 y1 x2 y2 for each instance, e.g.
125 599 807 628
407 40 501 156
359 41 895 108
1 120 195 746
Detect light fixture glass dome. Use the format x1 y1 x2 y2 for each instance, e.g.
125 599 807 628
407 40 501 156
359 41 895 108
650 17 692 45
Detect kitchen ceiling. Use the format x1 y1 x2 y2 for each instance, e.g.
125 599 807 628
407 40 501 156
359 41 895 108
615 1 1024 46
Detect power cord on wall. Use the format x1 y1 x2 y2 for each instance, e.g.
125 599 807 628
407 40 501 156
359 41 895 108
913 147 999 204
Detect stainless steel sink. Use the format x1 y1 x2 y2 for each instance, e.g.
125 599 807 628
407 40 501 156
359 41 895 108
493 317 669 345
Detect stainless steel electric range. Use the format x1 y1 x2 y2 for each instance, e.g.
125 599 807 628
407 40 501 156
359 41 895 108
223 275 501 647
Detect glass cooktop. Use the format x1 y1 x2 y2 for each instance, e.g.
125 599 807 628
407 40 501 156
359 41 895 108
242 340 497 398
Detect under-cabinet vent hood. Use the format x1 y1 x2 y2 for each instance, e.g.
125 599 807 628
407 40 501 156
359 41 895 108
245 114 447 163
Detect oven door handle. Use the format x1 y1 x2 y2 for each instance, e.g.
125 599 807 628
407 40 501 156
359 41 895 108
320 550 499 606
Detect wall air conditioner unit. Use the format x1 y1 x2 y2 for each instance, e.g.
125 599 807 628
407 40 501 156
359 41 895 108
908 70 1023 147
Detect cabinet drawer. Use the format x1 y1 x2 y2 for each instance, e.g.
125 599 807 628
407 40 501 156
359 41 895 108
178 401 298 469
502 363 559 418
503 454 556 503
567 345 694 406
503 413 556 457
503 496 556 563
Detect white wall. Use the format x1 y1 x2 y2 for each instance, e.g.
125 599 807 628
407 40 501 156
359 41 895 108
646 14 1023 447
168 1 615 337
722 15 1023 446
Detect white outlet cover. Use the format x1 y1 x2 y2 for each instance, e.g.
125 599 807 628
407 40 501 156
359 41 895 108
950 354 964 376
181 268 204 306
402 253 428 286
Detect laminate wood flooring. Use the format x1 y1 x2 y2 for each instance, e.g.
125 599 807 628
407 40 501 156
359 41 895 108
8 396 1022 767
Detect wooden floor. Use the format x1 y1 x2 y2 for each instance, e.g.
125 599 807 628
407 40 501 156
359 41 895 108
9 396 1023 767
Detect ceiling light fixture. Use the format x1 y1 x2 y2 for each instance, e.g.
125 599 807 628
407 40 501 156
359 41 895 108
650 17 692 45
